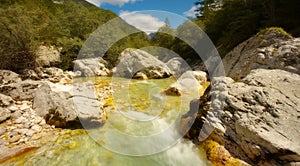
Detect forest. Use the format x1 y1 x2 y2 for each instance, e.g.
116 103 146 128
0 0 299 73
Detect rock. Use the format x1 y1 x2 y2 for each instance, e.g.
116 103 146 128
73 57 110 77
22 69 40 80
0 94 16 122
14 117 27 124
182 69 300 165
11 111 22 120
35 67 71 84
25 130 36 137
223 29 300 80
132 72 148 80
31 125 41 132
33 81 106 128
0 126 6 135
0 70 22 85
166 57 190 77
7 132 21 143
0 80 40 101
114 48 172 79
35 45 61 67
0 94 14 107
164 71 207 96
0 139 8 146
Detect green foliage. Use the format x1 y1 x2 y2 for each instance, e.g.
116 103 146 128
0 4 46 72
105 32 150 68
0 0 130 72
257 27 291 37
195 0 300 57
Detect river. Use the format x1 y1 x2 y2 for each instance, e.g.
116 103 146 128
2 77 211 166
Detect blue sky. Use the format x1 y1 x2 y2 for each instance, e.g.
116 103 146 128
86 0 198 33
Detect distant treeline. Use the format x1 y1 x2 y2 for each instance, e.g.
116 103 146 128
194 0 300 56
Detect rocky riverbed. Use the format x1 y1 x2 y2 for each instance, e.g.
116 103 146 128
180 29 300 165
0 67 113 163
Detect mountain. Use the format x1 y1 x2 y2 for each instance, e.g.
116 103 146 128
0 0 150 71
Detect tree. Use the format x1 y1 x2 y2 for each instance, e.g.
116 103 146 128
194 0 300 57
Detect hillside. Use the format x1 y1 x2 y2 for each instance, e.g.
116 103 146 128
0 0 150 71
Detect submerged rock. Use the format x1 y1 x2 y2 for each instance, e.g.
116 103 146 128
181 69 300 165
114 48 172 79
223 29 300 80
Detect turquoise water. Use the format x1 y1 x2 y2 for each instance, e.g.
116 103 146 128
2 77 210 166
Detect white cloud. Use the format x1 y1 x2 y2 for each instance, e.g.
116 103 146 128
184 6 197 18
86 0 140 7
120 11 165 34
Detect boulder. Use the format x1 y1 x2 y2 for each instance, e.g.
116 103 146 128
0 80 40 101
0 94 15 123
166 57 190 77
114 48 172 79
73 57 110 77
181 69 300 165
35 67 73 84
223 29 300 80
35 45 61 67
0 70 21 85
164 71 207 96
33 81 106 128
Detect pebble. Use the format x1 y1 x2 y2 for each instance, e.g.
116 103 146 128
16 101 22 105
11 111 22 120
34 118 42 124
23 122 31 129
0 139 9 146
0 126 6 135
31 133 42 140
8 134 21 143
31 125 42 132
9 105 19 112
14 116 27 124
25 129 36 137
16 128 29 135
20 104 30 111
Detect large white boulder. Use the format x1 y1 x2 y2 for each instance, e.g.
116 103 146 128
164 71 207 96
33 82 106 128
114 48 172 79
73 57 110 77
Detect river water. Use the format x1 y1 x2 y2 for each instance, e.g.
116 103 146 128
2 77 211 166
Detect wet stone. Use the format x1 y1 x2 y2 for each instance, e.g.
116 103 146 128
8 134 21 143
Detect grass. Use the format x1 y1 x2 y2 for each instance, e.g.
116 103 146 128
257 27 291 37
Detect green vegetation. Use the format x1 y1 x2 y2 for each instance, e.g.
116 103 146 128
195 0 300 57
0 0 149 72
1 0 299 73
257 27 291 37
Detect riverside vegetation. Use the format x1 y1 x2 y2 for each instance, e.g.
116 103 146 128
0 0 300 165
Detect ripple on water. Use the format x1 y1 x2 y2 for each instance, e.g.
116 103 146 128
2 77 211 166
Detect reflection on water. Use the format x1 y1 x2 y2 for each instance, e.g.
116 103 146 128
2 77 211 166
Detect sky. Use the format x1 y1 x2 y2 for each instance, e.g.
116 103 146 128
85 0 198 33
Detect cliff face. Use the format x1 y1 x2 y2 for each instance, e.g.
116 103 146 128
223 29 300 80
181 29 300 165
